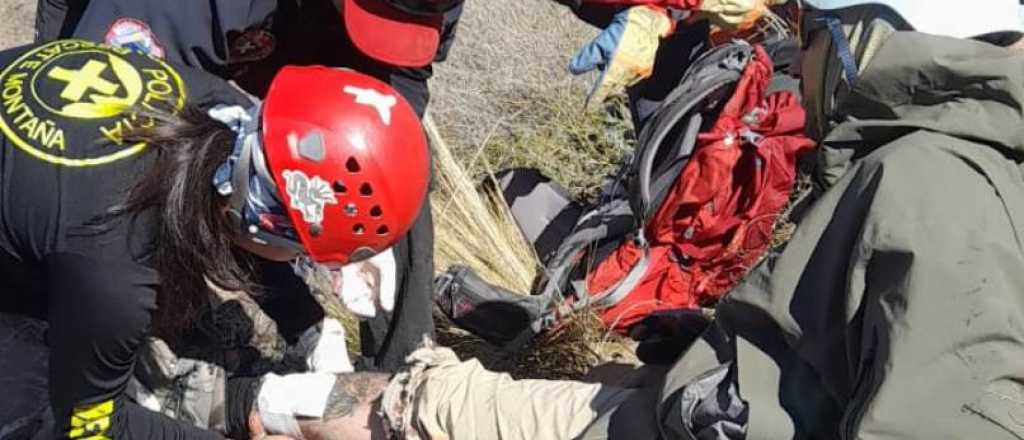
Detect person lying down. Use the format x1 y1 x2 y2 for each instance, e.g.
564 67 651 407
247 341 641 440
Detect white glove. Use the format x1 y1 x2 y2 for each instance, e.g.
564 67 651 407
335 248 397 320
297 318 354 374
290 248 397 320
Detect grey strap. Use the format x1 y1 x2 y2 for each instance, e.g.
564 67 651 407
227 135 254 225
536 198 634 303
638 109 703 221
633 43 755 221
579 247 651 309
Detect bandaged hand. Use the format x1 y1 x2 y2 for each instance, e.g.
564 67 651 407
252 371 392 440
570 5 674 107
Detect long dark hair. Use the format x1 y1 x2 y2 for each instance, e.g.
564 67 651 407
115 106 260 339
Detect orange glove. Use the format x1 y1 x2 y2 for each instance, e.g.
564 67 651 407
569 6 675 107
693 0 789 32
577 0 787 32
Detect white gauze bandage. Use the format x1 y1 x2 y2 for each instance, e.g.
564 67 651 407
257 372 338 439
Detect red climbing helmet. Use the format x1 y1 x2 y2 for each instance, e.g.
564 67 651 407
261 66 430 264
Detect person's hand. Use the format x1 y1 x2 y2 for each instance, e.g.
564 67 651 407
334 248 397 319
630 308 713 365
249 406 358 440
694 0 789 33
569 5 674 107
249 372 392 440
248 411 297 440
298 318 355 374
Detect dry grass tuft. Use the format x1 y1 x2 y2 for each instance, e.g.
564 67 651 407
426 114 638 380
447 90 635 200
428 114 540 293
436 310 638 381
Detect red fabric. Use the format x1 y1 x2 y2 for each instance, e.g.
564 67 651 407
343 0 444 67
586 45 815 332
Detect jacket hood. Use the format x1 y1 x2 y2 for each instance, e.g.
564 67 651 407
827 32 1024 158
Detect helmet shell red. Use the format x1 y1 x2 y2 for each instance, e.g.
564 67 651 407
261 66 429 264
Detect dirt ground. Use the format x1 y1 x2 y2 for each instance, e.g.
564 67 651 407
0 0 34 50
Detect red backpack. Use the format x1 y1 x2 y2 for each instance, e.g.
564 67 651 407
582 43 814 331
435 41 815 347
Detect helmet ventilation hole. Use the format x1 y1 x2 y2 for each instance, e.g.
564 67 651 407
370 205 383 218
376 225 390 236
333 180 347 194
346 158 361 173
359 183 373 197
353 224 366 235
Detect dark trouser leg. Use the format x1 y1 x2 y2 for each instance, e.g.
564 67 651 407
43 254 154 438
0 313 49 429
0 249 50 428
360 199 436 371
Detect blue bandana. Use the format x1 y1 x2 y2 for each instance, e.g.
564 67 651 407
209 104 300 245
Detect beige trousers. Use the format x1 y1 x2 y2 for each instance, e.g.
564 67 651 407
381 344 642 440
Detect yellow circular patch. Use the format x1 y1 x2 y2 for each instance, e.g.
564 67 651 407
0 40 187 167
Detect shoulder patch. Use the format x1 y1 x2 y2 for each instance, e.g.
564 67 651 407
0 39 187 167
104 18 166 59
228 28 276 64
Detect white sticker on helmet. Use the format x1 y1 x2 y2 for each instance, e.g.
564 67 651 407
343 86 397 125
282 170 338 225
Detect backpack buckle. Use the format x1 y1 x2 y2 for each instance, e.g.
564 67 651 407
740 128 764 146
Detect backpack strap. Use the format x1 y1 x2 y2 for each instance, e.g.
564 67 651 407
573 244 651 309
573 44 757 311
632 42 756 223
535 197 635 304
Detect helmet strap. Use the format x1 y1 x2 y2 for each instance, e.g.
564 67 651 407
228 130 255 224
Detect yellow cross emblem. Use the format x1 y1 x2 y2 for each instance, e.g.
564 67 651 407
47 60 120 102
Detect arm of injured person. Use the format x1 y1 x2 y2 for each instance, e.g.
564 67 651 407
248 371 391 440
249 344 642 440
